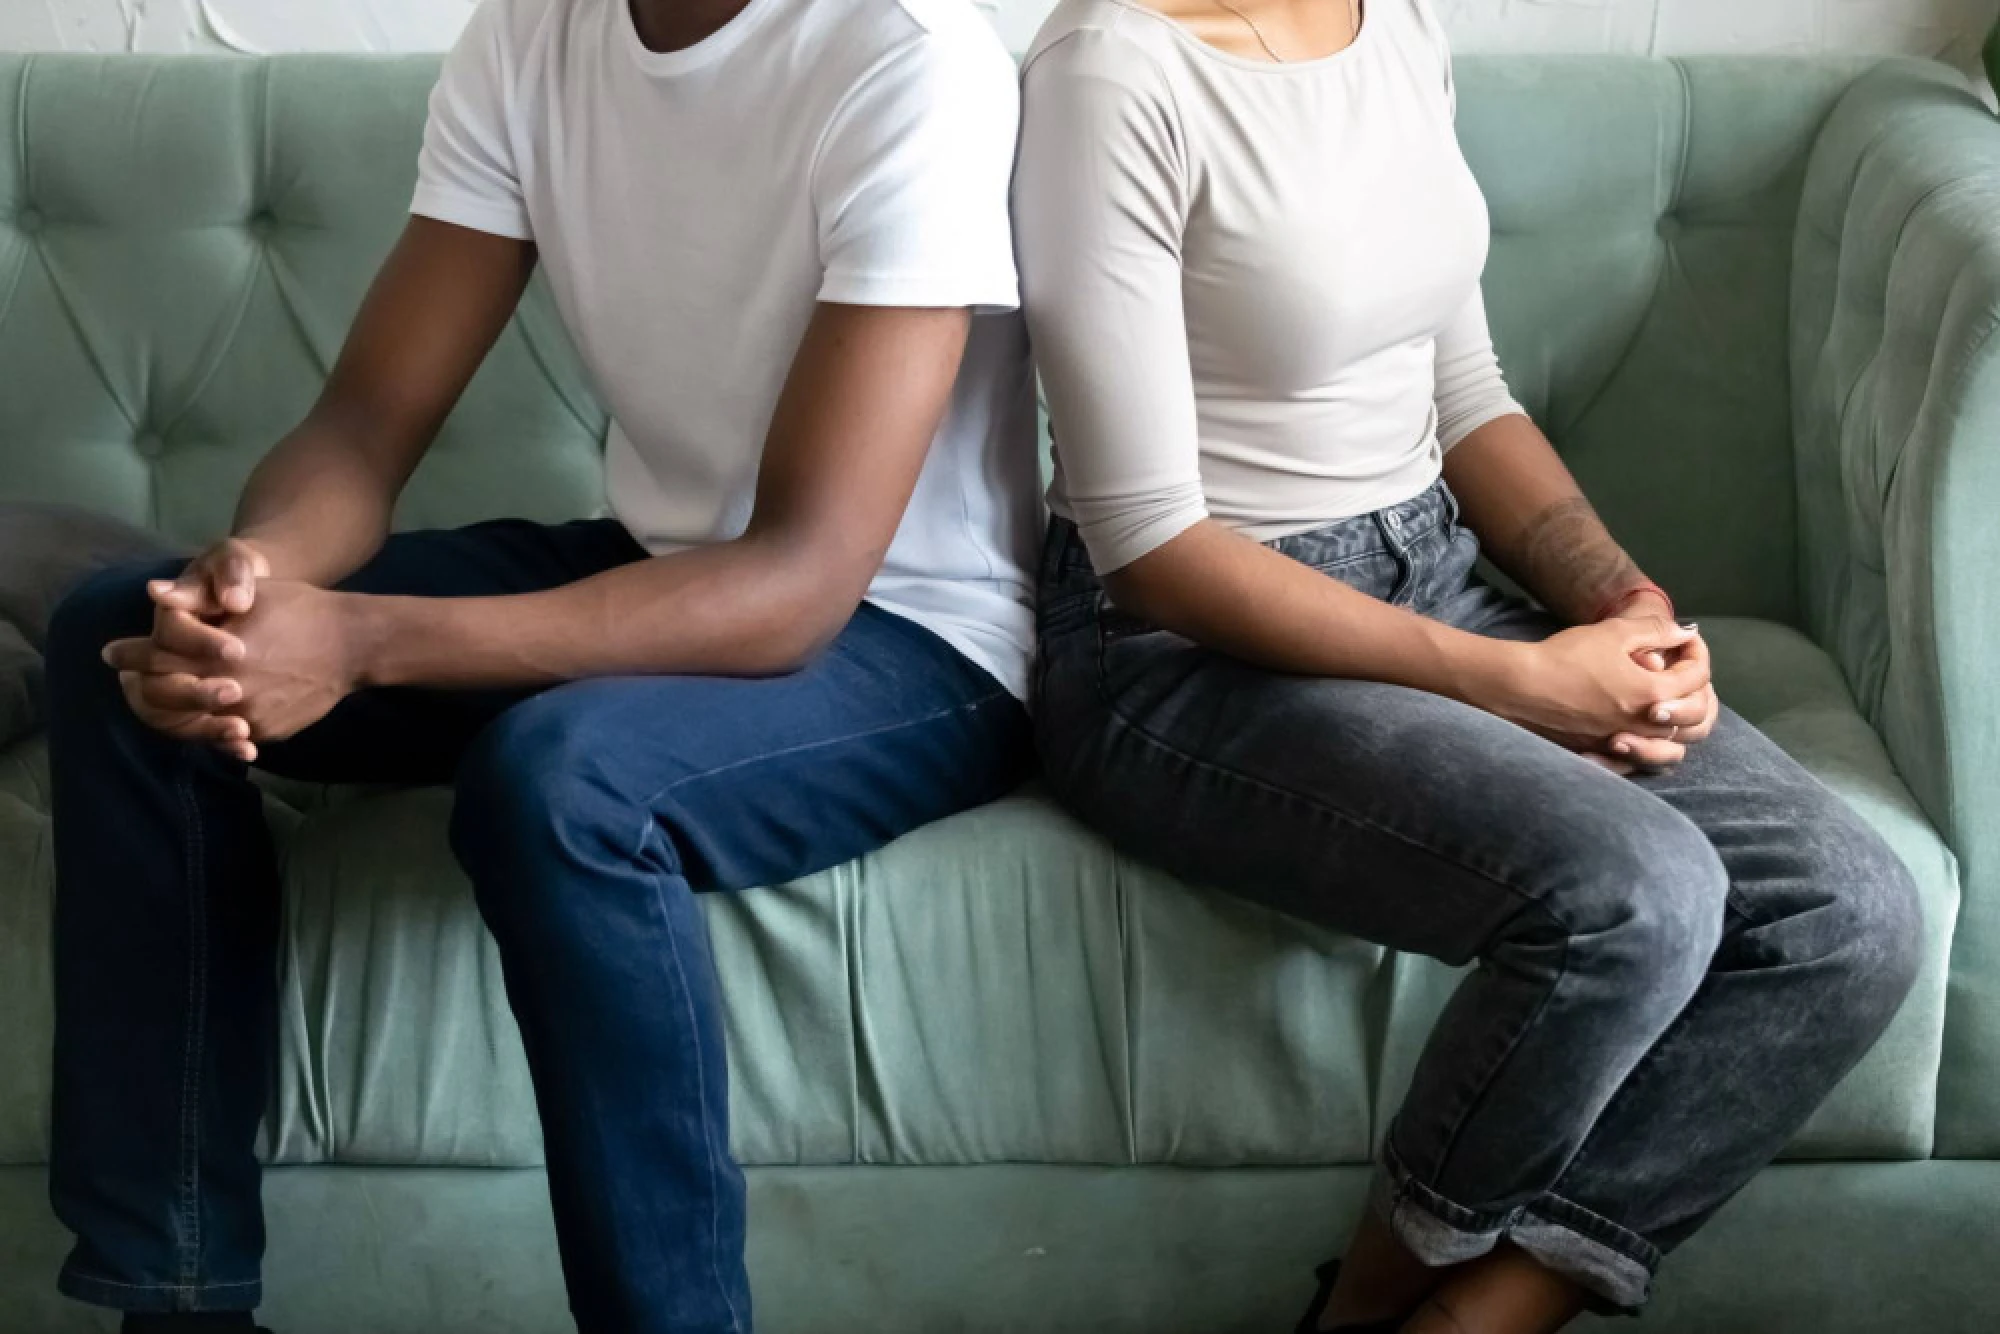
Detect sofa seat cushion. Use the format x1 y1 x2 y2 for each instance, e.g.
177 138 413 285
0 618 1957 1169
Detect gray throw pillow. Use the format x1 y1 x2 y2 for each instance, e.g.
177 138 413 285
0 622 38 751
0 503 179 749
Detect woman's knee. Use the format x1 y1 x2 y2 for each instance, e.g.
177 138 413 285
1792 810 1925 1029
1529 808 1731 1013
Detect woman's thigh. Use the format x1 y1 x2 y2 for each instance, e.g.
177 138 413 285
1038 624 1727 966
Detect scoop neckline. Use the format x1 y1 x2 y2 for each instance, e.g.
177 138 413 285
619 0 782 77
1103 0 1374 73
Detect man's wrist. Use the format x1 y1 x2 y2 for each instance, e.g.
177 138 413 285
335 592 400 690
226 531 300 583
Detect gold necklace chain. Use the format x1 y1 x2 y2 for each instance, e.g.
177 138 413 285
1215 0 1362 64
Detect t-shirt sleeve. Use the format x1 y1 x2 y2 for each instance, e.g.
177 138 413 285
1013 30 1204 574
410 0 533 241
1434 286 1526 451
811 30 1021 312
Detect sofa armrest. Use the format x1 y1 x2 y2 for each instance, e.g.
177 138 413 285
1792 59 2000 1154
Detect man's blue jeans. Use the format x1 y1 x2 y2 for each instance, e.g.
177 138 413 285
43 517 1032 1333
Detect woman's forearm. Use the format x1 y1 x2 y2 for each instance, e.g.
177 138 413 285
1441 414 1662 624
1104 519 1525 705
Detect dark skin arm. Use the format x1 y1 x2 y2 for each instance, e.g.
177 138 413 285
1094 411 1716 768
108 218 972 759
112 217 537 756
1441 412 1719 767
1097 517 1702 753
351 297 965 687
1440 412 1656 626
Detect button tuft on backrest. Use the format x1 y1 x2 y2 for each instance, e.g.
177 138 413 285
134 432 166 460
16 206 42 234
248 210 276 238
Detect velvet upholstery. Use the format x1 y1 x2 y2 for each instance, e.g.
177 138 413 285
2 50 1996 1330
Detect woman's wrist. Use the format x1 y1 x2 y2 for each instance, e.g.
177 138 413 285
1426 622 1533 715
1591 582 1675 624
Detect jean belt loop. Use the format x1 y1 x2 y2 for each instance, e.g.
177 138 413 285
1374 505 1407 555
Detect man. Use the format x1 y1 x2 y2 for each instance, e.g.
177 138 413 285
42 0 1037 1330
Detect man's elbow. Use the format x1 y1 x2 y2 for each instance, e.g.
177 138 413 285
748 549 878 674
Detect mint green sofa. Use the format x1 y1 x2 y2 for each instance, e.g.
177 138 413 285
3 50 1999 1334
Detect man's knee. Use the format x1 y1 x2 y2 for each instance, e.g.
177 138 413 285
45 561 168 663
450 689 646 927
43 559 180 711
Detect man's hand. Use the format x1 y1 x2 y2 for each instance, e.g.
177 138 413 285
105 581 371 763
102 645 257 761
98 537 270 761
149 537 272 618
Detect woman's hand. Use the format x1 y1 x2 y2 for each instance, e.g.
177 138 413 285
1602 628 1718 769
1473 617 1708 751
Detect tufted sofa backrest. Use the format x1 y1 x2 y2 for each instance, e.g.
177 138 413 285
0 56 607 547
0 53 1878 622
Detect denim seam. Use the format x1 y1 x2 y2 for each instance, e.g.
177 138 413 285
173 766 208 1292
623 688 1014 853
1084 679 1573 936
1551 967 1709 1189
62 1272 262 1292
1524 1191 1664 1270
1299 546 1406 575
640 823 745 1334
1380 1137 1518 1234
1425 928 1572 1189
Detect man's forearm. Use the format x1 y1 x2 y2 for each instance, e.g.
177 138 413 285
346 535 849 690
232 419 402 587
223 220 539 589
1442 414 1661 623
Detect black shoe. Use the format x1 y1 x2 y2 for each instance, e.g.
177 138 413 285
122 1317 270 1334
1295 1259 1408 1334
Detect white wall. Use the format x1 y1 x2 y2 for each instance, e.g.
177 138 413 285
2 0 1995 71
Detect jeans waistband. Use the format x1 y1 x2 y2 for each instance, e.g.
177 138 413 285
1042 479 1458 597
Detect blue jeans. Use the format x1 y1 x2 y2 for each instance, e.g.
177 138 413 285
1033 482 1923 1311
44 517 1032 1333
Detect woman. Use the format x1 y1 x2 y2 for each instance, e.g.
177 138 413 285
1012 1 1924 1330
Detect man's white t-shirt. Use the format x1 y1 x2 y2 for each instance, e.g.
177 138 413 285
411 0 1040 697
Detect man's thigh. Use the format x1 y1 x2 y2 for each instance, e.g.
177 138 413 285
458 602 1032 891
254 517 645 785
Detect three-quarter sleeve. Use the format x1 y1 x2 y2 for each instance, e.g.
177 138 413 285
1433 286 1525 451
1013 31 1206 574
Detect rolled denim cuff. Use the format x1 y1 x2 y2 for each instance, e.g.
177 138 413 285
1511 1194 1659 1313
1373 1142 1659 1313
